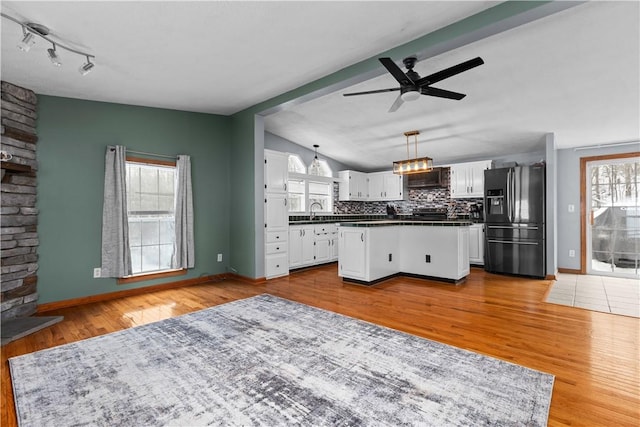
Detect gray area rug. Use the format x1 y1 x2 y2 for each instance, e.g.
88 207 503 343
10 294 554 426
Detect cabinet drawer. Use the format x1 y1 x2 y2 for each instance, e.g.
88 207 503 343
265 254 288 278
266 231 287 243
266 242 288 255
314 224 330 235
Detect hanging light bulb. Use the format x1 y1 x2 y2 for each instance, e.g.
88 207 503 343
310 144 321 175
17 27 36 52
47 43 61 66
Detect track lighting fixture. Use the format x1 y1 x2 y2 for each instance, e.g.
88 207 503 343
17 28 36 52
2 12 96 75
47 44 62 67
79 56 95 75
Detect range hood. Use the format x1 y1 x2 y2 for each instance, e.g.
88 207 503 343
406 167 450 188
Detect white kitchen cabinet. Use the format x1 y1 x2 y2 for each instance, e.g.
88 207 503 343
338 170 368 201
469 223 485 265
314 223 334 264
338 227 368 279
450 160 492 198
264 149 289 194
368 171 405 201
264 150 289 279
289 225 315 268
264 194 288 230
329 224 339 261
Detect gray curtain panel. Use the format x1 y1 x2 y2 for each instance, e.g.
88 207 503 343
100 145 132 277
173 155 195 269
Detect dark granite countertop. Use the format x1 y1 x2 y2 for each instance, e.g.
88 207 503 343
337 220 472 227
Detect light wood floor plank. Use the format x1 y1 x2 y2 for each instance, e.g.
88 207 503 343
1 265 638 426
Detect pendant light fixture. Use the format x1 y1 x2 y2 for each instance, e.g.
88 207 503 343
309 144 321 175
392 130 433 175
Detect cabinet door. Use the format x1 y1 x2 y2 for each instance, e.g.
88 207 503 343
368 173 385 201
330 235 339 260
315 238 331 263
338 170 368 201
469 161 490 198
450 165 467 198
265 194 288 230
338 228 367 279
383 173 404 200
468 224 485 265
264 150 288 194
289 226 303 268
301 226 315 265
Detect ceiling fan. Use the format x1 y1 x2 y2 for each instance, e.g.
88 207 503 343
343 56 484 112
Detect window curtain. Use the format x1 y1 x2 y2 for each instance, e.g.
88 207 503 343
172 155 195 269
100 145 132 277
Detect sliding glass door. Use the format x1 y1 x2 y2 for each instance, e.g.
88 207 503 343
586 155 639 278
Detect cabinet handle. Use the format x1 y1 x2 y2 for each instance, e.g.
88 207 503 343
284 199 287 206
361 233 364 242
276 264 280 268
284 183 287 191
276 235 280 239
276 247 279 250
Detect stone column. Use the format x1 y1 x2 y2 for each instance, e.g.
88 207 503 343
1 81 39 320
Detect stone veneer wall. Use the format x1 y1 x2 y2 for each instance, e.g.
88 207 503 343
333 169 483 218
1 81 39 320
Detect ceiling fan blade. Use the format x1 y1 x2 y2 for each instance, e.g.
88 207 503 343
379 57 415 85
421 86 466 100
416 57 484 86
343 87 400 97
388 93 404 113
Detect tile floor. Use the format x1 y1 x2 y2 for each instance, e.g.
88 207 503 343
546 273 639 318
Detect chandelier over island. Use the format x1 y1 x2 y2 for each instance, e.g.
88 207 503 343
392 130 433 175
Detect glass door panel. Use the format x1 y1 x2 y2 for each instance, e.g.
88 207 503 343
588 158 639 277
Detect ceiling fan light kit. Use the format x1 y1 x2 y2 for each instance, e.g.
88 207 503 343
1 12 96 75
393 130 433 175
344 55 484 112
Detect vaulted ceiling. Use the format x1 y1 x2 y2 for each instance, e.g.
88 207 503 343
1 1 638 170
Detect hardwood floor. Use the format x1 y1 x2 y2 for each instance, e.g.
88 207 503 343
2 265 639 426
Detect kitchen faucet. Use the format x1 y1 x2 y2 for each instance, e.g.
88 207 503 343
309 202 323 220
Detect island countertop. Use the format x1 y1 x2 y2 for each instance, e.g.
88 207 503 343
337 220 472 227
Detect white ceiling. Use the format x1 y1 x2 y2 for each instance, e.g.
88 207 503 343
1 2 638 171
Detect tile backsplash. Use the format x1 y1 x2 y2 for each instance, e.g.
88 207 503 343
332 183 482 218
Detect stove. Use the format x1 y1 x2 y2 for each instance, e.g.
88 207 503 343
411 208 448 221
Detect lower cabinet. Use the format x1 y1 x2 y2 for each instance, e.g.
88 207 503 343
469 223 485 265
338 228 367 279
289 225 315 269
265 230 289 278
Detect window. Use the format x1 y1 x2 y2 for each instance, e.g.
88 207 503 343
287 154 334 214
126 160 176 275
308 159 332 177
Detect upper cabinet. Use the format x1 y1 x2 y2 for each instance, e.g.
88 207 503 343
368 171 405 201
264 149 289 194
450 160 492 198
339 170 405 202
338 170 368 201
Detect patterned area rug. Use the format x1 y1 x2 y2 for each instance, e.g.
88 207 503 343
10 294 554 426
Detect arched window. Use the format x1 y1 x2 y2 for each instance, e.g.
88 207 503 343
308 159 332 177
288 154 306 174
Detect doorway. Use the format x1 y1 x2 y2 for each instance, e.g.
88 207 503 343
582 153 639 278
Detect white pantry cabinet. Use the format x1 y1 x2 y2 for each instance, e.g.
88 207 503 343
469 223 485 265
264 150 289 279
450 160 492 198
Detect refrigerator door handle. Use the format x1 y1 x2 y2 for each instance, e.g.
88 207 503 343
487 239 539 246
506 168 512 222
487 225 539 230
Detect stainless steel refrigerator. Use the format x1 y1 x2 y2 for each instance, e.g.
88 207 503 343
484 166 546 278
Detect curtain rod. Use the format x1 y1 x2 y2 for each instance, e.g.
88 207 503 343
125 149 177 160
573 140 639 151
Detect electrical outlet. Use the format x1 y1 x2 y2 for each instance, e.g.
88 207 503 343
93 267 101 278
568 204 575 213
217 253 223 262
569 250 575 258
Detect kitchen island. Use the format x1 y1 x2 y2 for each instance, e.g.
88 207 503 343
338 220 471 285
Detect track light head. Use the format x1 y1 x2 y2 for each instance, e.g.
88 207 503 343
47 44 61 66
79 57 95 76
17 29 36 52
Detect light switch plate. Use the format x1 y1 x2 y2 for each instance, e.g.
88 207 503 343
93 267 101 278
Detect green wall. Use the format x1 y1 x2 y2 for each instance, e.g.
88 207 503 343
36 96 231 303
